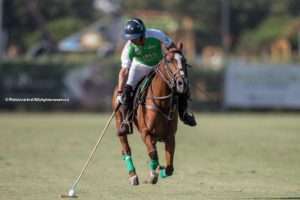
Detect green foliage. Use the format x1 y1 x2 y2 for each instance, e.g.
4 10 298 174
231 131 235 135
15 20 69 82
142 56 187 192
229 0 271 37
3 0 95 48
24 17 87 47
269 0 290 15
239 16 292 51
3 0 300 52
47 18 87 42
123 0 300 52
144 17 179 32
38 0 95 19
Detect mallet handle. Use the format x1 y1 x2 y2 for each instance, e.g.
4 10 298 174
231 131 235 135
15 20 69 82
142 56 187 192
70 103 121 190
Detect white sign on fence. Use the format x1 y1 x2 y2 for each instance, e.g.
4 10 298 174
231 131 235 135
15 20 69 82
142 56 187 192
224 62 300 109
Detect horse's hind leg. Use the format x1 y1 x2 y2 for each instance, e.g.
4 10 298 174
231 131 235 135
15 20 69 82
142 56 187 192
143 134 159 184
118 135 139 185
161 134 175 178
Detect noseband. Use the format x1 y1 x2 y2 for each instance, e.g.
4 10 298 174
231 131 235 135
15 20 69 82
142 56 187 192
155 50 186 91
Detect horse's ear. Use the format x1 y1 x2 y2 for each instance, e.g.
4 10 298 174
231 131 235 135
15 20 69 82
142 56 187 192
177 42 183 51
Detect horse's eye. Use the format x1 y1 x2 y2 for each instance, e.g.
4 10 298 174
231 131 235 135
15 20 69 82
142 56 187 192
166 53 174 61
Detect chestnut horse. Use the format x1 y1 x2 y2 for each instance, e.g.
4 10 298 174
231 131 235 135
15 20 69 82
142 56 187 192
112 44 188 185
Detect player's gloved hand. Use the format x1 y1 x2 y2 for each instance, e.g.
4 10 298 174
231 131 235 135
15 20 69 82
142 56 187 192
116 90 124 105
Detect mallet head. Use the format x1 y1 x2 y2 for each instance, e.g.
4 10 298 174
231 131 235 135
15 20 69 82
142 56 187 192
61 188 78 198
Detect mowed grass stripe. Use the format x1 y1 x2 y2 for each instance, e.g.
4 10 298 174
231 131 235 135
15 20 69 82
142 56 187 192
0 113 299 200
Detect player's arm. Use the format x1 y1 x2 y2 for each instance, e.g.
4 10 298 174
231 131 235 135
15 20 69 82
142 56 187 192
118 41 132 93
148 29 176 50
117 68 129 93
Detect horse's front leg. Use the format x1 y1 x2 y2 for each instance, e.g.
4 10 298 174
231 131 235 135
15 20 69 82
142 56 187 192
118 135 139 185
161 134 175 178
142 133 160 184
114 102 139 186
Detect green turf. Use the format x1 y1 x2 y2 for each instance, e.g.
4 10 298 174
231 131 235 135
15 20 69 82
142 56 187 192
0 113 300 200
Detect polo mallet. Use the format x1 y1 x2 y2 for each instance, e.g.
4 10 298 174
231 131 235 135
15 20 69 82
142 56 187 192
61 103 121 198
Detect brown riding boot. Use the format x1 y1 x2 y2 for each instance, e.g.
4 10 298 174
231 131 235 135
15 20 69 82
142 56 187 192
178 93 197 127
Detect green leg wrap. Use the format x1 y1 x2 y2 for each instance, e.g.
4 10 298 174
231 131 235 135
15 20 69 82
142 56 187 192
159 168 168 178
149 159 159 171
122 155 135 173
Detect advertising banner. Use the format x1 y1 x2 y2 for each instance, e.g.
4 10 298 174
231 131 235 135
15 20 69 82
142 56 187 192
224 62 300 109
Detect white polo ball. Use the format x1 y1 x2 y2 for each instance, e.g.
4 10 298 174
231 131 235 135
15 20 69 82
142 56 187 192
68 189 75 197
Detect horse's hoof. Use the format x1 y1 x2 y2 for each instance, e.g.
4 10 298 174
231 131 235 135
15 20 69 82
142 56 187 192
159 166 173 178
129 175 139 186
144 170 159 184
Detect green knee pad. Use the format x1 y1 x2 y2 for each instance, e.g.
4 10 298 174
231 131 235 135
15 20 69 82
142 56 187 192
122 155 135 173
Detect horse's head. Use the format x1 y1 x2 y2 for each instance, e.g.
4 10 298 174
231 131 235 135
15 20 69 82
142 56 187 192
162 43 188 94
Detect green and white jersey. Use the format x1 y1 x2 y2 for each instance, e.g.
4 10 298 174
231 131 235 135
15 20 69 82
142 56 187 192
121 29 173 68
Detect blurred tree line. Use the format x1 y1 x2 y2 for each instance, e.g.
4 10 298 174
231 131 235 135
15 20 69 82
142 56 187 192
2 0 300 111
2 0 300 52
125 0 300 51
3 0 95 51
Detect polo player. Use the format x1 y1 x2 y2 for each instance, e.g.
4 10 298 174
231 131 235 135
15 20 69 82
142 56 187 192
116 18 197 135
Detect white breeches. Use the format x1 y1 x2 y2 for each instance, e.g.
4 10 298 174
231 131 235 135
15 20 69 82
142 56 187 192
126 59 154 90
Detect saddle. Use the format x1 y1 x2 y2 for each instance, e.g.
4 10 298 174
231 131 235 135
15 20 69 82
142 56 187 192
134 70 156 108
125 70 156 132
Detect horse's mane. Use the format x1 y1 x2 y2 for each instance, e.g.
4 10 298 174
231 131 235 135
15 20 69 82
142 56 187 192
165 48 183 57
164 45 185 63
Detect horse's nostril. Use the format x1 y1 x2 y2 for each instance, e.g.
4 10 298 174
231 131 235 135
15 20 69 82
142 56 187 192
178 81 183 85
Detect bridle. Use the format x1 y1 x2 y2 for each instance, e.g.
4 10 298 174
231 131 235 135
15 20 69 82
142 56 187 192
144 50 187 120
155 50 186 91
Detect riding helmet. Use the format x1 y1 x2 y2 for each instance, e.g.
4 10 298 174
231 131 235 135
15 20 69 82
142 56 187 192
123 18 146 41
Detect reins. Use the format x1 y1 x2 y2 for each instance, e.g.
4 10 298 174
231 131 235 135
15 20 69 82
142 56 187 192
142 53 181 120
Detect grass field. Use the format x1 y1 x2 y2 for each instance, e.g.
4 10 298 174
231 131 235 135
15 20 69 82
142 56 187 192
0 113 300 200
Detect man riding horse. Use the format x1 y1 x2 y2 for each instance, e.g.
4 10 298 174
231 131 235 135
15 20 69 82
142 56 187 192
116 18 196 135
